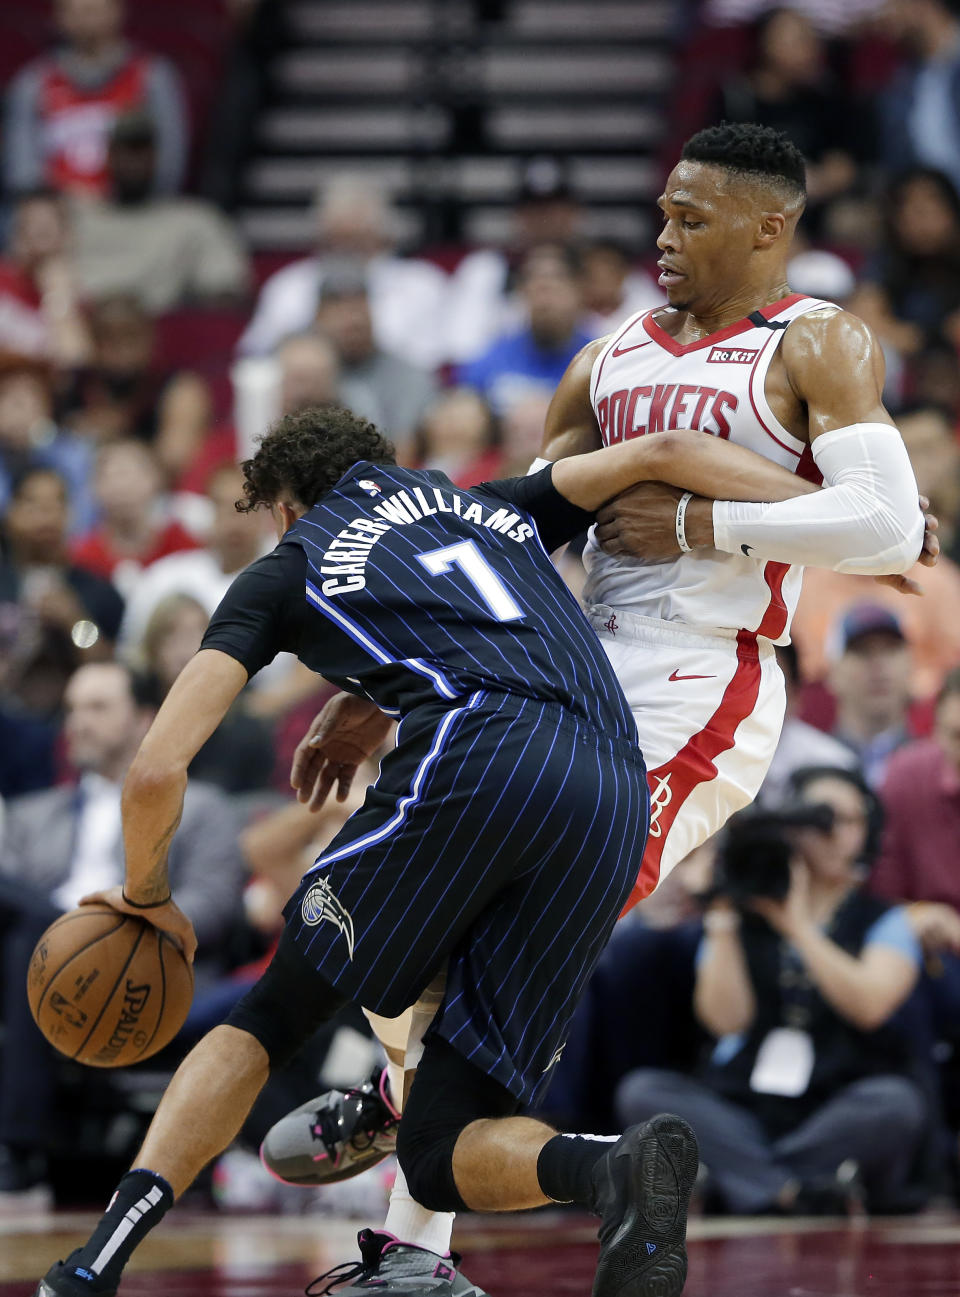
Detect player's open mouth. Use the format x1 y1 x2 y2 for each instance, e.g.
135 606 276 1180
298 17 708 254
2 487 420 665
657 262 686 287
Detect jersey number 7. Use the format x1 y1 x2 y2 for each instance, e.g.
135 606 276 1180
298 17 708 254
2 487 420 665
417 540 524 623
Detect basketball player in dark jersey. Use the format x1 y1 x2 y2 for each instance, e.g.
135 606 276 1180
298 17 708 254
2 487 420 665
34 404 840 1297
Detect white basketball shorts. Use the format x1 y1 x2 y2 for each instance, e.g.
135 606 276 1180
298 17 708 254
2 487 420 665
587 604 787 913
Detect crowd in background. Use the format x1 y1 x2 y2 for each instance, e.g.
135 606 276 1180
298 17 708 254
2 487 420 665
1 0 960 1218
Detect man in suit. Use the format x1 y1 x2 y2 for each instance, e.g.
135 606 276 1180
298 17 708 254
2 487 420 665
0 661 244 1204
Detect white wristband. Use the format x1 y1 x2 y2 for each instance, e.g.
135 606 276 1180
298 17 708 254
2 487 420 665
675 491 694 553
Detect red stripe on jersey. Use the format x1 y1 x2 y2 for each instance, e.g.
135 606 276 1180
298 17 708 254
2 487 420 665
642 293 807 357
622 631 763 912
755 561 790 640
746 335 803 458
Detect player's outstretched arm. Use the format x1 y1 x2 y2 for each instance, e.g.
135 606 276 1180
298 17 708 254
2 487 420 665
81 649 248 961
551 426 820 514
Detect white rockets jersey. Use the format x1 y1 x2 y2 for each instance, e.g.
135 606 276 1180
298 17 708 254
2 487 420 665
584 292 831 643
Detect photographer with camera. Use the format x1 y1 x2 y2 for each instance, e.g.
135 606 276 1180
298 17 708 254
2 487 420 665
616 766 928 1215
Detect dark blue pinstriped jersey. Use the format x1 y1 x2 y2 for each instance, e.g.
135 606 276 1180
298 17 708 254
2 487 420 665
284 462 636 742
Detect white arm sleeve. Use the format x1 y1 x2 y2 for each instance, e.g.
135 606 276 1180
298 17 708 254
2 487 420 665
711 423 924 575
527 456 554 475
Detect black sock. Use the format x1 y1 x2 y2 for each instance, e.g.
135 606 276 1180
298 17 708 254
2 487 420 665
537 1134 616 1208
64 1169 174 1289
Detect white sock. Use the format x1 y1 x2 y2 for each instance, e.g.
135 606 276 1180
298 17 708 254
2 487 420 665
384 1167 455 1256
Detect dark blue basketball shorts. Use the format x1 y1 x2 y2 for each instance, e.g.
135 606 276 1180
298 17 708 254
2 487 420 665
281 689 649 1105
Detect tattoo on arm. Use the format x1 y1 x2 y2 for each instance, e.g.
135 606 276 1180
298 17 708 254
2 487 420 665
137 812 183 903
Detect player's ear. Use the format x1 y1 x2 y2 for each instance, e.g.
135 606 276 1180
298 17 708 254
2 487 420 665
756 210 786 247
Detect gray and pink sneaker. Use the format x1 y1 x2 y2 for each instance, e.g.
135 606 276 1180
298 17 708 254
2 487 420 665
307 1229 488 1295
260 1068 400 1187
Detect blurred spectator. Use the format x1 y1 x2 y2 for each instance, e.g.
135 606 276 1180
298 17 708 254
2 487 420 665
792 554 960 698
760 642 859 804
898 404 960 561
909 338 960 414
0 191 91 368
0 466 122 717
498 392 554 477
828 604 913 787
237 175 448 369
119 462 318 720
412 389 502 487
139 593 274 794
72 111 251 314
457 245 590 417
580 240 663 337
787 248 855 303
445 156 586 364
0 661 244 1199
617 767 927 1215
176 332 343 498
0 353 95 533
873 668 960 911
878 0 960 195
3 0 188 198
119 463 265 649
69 439 200 597
849 167 960 356
64 295 212 480
703 0 886 31
714 8 868 216
314 265 436 454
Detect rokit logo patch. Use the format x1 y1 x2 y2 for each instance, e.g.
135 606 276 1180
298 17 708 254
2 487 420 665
707 346 759 364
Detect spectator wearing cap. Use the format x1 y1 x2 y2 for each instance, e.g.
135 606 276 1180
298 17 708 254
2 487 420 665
826 605 913 789
791 540 960 699
445 156 587 365
0 191 91 369
457 245 591 419
237 175 447 370
314 265 437 456
71 111 251 314
3 0 188 199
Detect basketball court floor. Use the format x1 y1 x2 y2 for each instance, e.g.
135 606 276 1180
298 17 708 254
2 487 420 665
2 1208 959 1296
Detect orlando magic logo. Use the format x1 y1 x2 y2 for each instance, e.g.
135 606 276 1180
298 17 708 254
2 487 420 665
358 479 382 497
301 876 356 960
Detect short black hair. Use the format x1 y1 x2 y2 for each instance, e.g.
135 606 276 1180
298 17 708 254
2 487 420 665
238 405 395 513
681 121 806 203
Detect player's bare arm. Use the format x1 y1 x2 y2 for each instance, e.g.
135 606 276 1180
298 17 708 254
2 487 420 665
291 690 394 811
80 648 249 960
539 339 606 461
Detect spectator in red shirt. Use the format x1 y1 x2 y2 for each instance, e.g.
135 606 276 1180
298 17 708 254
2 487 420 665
874 669 960 913
3 0 187 198
70 438 199 597
0 191 90 369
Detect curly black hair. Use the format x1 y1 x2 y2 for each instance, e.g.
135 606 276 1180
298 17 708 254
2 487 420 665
681 121 806 201
237 406 395 513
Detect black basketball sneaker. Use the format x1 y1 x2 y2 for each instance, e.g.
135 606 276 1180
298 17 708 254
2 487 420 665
590 1115 699 1297
33 1250 115 1297
261 1067 399 1186
307 1229 488 1295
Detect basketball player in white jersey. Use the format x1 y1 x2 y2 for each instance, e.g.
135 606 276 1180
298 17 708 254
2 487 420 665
260 123 932 1296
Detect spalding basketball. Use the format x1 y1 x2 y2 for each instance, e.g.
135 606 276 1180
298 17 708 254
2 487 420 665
27 904 194 1068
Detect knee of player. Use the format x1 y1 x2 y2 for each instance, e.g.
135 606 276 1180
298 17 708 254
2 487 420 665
396 1111 468 1213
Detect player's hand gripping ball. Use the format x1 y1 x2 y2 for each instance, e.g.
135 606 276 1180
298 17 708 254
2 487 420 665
27 900 194 1067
